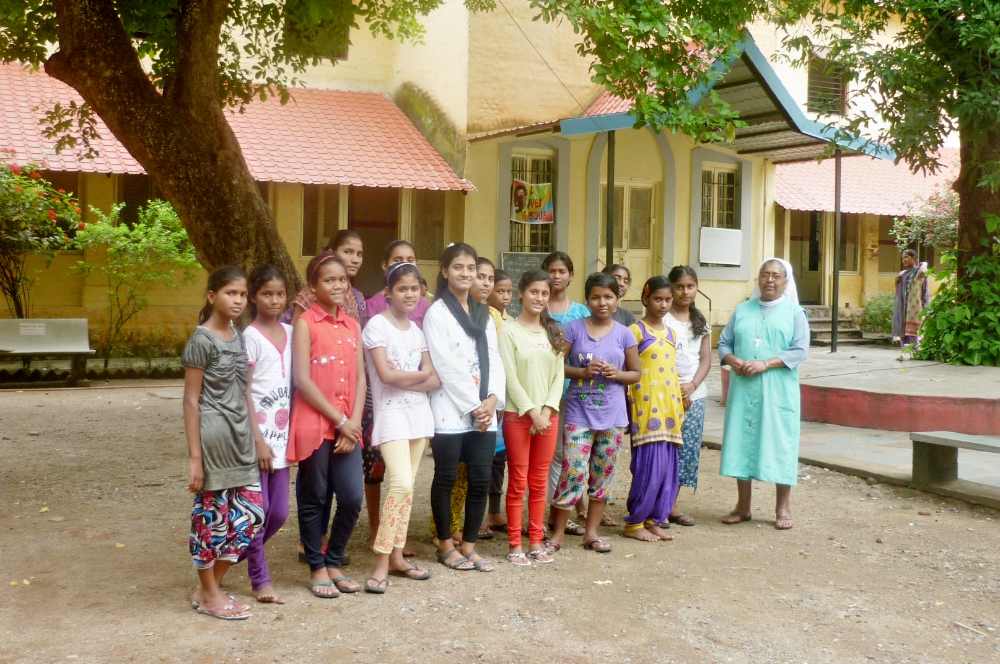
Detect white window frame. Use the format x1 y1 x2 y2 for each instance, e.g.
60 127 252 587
700 163 739 230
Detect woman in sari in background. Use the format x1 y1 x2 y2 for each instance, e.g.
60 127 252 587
892 249 929 349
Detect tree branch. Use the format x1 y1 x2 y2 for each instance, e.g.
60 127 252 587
168 0 229 110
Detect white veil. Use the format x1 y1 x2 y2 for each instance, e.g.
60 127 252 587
750 257 799 307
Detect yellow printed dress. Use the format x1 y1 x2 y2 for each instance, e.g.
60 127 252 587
624 321 685 528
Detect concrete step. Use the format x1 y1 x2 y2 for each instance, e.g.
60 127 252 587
811 329 864 340
811 336 878 347
809 320 862 332
803 305 832 319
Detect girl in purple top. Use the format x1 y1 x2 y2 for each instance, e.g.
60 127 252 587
366 240 431 328
548 272 640 555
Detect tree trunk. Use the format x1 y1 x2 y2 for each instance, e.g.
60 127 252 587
953 127 1000 281
44 0 303 292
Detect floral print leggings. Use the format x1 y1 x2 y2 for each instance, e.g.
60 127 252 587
190 483 264 569
553 424 625 507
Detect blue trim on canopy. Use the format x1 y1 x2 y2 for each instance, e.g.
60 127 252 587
558 31 895 162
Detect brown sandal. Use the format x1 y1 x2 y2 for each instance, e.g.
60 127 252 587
583 537 612 553
721 511 752 525
774 514 793 530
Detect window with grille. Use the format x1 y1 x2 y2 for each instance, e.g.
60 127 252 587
412 190 446 261
284 0 349 61
839 213 860 272
877 216 901 273
807 57 848 115
301 185 340 256
509 155 555 253
117 174 156 227
700 166 738 229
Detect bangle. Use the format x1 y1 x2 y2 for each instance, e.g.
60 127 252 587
338 413 348 428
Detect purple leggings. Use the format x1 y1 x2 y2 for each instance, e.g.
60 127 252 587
241 467 290 590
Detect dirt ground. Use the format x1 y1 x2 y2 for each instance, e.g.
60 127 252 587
2 383 999 664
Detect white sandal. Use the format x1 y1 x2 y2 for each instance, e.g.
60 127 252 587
506 552 531 567
527 549 555 564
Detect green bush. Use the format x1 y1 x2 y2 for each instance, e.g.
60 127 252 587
915 217 1000 366
859 291 895 334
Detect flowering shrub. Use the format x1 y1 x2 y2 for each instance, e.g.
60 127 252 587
0 149 82 317
891 181 958 251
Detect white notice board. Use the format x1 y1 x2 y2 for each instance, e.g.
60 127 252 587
699 227 742 266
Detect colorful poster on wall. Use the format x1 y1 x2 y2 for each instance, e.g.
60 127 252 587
510 180 554 224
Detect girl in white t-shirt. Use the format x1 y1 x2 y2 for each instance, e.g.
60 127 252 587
663 266 712 527
242 265 293 603
361 262 440 593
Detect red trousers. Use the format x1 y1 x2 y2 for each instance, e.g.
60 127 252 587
503 412 559 548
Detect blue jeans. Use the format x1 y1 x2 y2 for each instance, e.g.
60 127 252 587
297 440 363 572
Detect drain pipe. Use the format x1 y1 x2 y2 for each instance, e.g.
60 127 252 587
832 148 842 352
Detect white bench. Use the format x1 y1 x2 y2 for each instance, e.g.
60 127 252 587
0 318 95 386
910 431 1000 487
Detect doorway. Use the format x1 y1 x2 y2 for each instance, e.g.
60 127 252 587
789 210 823 304
349 187 400 297
599 183 655 300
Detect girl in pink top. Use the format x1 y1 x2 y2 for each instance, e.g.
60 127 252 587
288 253 366 598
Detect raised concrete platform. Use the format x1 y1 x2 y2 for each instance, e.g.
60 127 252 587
796 347 1000 435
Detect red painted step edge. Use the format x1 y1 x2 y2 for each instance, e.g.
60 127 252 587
801 385 1000 435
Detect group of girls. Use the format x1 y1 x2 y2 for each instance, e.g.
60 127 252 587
181 229 711 620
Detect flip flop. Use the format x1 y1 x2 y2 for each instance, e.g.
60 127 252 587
506 552 531 567
436 550 474 571
388 566 432 580
195 602 250 620
600 514 617 527
364 577 387 594
527 550 554 564
721 511 753 525
668 513 697 527
477 527 495 540
774 515 793 530
583 538 612 553
563 520 586 536
544 540 562 553
330 576 359 593
191 595 246 611
307 580 339 599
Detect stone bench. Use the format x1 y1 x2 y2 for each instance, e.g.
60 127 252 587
0 318 95 386
910 431 1000 488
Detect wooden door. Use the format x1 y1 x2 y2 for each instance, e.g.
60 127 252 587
600 183 655 300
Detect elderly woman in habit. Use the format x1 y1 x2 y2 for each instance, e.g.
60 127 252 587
717 258 809 530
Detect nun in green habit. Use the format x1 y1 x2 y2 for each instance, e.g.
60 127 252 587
717 258 809 530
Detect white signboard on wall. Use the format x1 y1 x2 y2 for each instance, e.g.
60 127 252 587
699 227 742 266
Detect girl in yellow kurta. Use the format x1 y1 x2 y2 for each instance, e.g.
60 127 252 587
625 276 685 542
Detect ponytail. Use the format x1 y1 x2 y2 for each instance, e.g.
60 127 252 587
199 266 247 325
518 269 564 354
667 265 709 339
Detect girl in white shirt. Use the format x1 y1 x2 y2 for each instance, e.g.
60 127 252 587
424 243 506 573
243 265 293 604
663 266 712 527
361 262 439 592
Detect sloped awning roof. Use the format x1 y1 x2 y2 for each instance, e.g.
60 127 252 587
559 32 893 164
0 64 473 191
775 149 958 216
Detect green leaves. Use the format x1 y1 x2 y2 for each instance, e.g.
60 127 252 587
915 241 1000 366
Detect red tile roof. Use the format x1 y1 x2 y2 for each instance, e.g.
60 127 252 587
584 89 632 117
0 64 472 191
775 151 959 216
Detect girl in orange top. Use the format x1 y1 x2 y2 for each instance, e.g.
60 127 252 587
288 253 366 598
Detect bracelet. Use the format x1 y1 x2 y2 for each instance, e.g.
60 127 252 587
338 413 348 428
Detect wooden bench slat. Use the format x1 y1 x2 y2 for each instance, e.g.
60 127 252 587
910 431 1000 454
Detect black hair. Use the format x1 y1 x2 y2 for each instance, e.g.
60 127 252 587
602 263 631 278
541 251 574 273
385 262 421 290
640 275 672 304
326 229 361 253
477 256 495 271
247 265 287 320
306 251 346 285
383 239 416 264
199 266 247 325
419 276 428 287
902 248 917 259
584 271 619 299
494 268 512 285
518 269 564 353
667 265 709 339
436 243 478 300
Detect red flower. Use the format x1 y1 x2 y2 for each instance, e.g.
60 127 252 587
74 207 82 215
29 172 40 179
14 185 22 193
57 188 66 194
8 163 20 175
77 222 86 231
36 190 45 197
63 236 70 244
47 209 57 221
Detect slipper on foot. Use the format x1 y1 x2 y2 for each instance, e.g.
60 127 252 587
307 580 339 599
721 511 753 525
527 550 554 564
389 566 432 580
506 552 531 567
195 602 250 620
364 577 387 594
668 513 697 526
436 550 474 571
330 576 359 593
583 538 612 553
